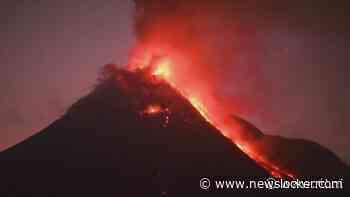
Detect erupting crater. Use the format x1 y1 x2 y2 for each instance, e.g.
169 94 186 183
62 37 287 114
128 53 297 179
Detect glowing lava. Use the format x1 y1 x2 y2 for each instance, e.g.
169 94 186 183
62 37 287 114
129 53 296 179
188 96 211 123
152 59 172 80
144 104 163 115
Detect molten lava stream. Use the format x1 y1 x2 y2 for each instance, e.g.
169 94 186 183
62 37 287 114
133 56 296 179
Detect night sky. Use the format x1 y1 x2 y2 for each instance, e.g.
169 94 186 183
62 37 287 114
1 0 349 164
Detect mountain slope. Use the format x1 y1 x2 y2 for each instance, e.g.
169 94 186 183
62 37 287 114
231 115 350 177
1 66 349 195
0 67 269 196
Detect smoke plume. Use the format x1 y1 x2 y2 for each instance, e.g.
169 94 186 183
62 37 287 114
130 0 350 163
131 0 272 128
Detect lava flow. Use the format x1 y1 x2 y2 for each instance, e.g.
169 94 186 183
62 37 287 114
143 104 163 115
129 53 296 179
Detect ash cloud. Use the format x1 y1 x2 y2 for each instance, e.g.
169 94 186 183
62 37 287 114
132 0 267 116
132 0 350 162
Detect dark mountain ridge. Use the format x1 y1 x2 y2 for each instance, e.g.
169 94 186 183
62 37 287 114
0 66 269 196
1 66 349 195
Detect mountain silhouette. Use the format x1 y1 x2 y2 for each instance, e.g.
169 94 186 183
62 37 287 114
0 65 348 196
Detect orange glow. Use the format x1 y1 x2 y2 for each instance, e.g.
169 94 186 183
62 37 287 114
152 59 172 80
129 47 297 179
144 105 163 115
188 96 211 123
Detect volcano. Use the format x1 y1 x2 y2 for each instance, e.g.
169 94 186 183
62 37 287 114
0 65 349 196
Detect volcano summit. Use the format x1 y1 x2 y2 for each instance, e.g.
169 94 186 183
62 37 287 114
0 65 348 196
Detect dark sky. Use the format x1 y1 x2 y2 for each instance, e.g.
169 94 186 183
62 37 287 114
254 1 350 163
1 0 349 163
0 0 134 149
